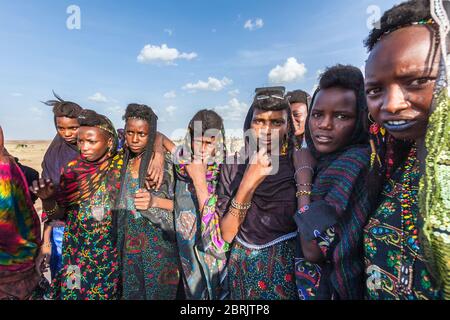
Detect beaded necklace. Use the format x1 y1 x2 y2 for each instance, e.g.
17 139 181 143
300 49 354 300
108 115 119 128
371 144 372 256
396 146 421 295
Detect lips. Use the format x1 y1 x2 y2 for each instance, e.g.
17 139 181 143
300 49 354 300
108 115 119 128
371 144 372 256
314 135 333 144
383 119 417 132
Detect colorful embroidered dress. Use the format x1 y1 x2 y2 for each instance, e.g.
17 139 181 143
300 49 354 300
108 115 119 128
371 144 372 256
364 147 442 300
50 154 123 300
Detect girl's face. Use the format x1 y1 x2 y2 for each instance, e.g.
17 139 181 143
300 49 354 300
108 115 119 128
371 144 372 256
365 25 439 141
291 102 308 137
125 118 149 155
251 108 288 153
309 87 357 154
78 127 112 162
56 116 80 145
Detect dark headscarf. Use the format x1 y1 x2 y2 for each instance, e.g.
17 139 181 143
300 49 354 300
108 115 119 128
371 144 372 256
216 88 298 245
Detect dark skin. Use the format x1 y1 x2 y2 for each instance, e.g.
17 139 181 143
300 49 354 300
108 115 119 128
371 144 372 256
31 127 113 218
125 119 173 211
220 109 288 243
55 116 80 145
291 102 308 139
365 25 439 143
294 87 357 263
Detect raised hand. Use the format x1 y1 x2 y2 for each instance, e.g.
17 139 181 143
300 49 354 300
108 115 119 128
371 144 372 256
134 188 153 211
30 178 55 200
146 151 164 191
242 148 273 190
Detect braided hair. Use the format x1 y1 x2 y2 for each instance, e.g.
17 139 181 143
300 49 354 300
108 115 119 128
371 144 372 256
122 104 158 188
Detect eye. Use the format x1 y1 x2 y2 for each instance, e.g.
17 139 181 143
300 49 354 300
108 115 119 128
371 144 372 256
408 77 435 87
366 87 382 96
311 112 322 118
336 114 348 120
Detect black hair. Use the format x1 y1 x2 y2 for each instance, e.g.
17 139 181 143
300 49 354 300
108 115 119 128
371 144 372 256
43 91 83 119
243 87 296 159
122 103 158 189
286 90 311 109
77 109 118 152
188 109 224 136
306 64 369 157
364 0 431 51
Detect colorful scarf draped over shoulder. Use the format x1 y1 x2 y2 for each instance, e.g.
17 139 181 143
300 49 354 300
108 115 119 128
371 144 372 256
0 159 41 272
57 152 124 207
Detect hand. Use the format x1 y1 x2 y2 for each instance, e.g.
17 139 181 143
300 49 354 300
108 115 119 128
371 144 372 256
30 178 55 200
185 160 207 183
134 188 153 211
145 152 164 191
35 247 50 277
242 148 272 190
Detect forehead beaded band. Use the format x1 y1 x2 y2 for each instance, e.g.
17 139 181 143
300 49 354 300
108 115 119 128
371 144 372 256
375 18 438 44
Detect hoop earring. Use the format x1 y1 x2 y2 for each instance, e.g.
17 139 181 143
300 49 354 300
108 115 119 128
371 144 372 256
368 113 375 124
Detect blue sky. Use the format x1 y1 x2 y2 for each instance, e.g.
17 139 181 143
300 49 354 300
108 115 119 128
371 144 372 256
0 0 401 140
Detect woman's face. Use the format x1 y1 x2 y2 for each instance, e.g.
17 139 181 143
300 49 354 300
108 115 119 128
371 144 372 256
192 136 217 161
251 108 288 153
291 102 308 137
125 118 149 155
309 87 357 154
56 116 80 145
365 25 439 141
78 127 112 162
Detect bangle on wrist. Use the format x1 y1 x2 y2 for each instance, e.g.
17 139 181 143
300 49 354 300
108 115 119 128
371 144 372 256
231 198 252 211
229 207 247 220
296 183 313 188
44 202 58 217
296 190 312 198
294 166 314 177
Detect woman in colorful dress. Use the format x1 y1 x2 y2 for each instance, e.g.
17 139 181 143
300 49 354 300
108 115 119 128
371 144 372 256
161 109 228 300
32 109 123 300
363 0 442 300
0 126 44 300
293 65 372 300
115 104 180 300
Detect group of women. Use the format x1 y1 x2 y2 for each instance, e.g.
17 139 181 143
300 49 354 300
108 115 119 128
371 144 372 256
0 0 449 300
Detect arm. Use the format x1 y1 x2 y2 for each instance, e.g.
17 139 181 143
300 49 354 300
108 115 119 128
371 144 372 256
293 148 324 264
219 149 272 243
160 133 177 154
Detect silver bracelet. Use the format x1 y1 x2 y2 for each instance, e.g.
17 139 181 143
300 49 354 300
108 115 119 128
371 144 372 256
294 166 314 177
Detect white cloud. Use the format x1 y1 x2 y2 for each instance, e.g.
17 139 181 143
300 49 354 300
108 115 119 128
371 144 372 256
29 106 44 117
107 105 123 115
268 57 307 84
214 98 248 121
244 18 264 31
182 77 233 92
88 92 108 103
164 91 176 99
137 44 198 65
11 92 23 97
164 29 173 36
228 89 240 97
166 105 177 116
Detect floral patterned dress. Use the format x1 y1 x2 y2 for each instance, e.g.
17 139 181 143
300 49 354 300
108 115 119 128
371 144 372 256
117 160 180 300
364 148 442 300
